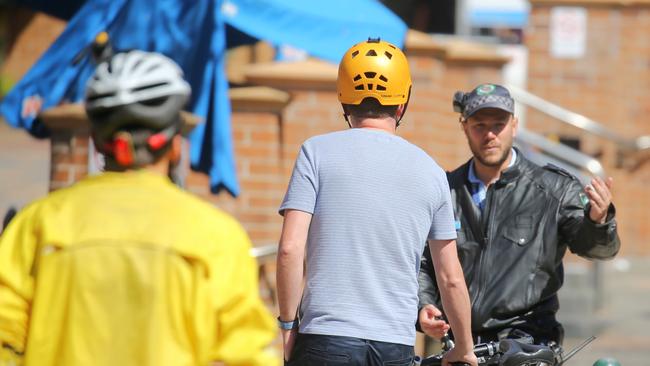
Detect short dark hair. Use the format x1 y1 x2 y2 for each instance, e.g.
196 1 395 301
343 98 399 119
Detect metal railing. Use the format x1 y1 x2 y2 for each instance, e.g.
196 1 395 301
507 84 650 155
515 129 605 179
251 243 279 305
251 243 278 262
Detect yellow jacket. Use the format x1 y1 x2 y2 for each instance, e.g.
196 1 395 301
0 171 278 366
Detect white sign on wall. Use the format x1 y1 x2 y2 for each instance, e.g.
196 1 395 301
550 7 587 59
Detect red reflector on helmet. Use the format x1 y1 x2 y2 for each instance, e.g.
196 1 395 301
147 133 167 150
113 137 134 166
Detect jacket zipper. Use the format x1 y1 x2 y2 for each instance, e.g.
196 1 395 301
474 183 496 310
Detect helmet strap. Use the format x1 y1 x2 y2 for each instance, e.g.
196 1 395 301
341 104 352 128
395 86 412 128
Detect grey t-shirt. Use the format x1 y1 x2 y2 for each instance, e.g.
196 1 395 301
279 128 456 346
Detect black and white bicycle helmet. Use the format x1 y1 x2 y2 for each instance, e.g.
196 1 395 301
85 50 191 167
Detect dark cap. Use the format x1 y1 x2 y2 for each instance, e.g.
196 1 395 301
453 83 514 119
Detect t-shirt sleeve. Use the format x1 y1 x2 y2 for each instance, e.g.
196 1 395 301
428 171 457 240
279 143 318 216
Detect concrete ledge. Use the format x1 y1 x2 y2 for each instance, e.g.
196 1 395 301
243 60 338 91
240 30 508 91
230 86 291 113
40 104 90 130
404 30 447 58
531 0 650 6
405 30 509 67
40 103 202 135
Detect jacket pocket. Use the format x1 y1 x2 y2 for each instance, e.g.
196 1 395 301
502 214 537 246
503 227 531 246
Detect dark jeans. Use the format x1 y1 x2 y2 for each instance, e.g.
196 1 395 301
285 333 414 366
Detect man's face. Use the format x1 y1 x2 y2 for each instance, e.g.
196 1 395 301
462 108 518 167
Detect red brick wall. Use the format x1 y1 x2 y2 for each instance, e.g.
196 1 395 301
187 112 285 245
49 128 89 191
527 2 650 255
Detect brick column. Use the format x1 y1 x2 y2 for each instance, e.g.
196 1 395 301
49 127 90 191
40 104 91 191
186 86 291 246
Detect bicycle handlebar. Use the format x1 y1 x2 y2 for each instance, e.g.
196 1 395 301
415 338 558 366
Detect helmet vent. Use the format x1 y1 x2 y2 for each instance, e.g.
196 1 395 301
379 75 388 82
133 58 145 70
351 50 360 58
355 85 365 90
86 92 115 103
365 49 377 56
139 96 168 107
367 84 373 90
384 51 393 59
376 85 386 91
146 64 162 73
353 74 362 81
388 44 396 49
132 81 168 93
364 72 376 79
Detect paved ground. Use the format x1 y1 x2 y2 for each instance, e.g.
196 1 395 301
560 257 650 365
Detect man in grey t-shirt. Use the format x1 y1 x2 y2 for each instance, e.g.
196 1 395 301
276 38 477 366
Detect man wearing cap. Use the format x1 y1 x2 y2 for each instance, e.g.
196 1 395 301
417 83 620 345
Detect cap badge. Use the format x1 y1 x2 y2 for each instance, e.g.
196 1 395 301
477 84 496 95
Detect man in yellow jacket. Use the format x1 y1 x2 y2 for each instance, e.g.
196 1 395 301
0 49 278 366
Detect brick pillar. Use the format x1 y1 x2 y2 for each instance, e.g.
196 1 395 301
40 105 92 191
186 86 291 247
49 127 90 191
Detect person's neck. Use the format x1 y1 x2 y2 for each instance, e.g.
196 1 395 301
351 117 396 135
473 150 513 186
105 156 171 176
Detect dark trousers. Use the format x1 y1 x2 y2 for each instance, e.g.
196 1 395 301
285 333 414 366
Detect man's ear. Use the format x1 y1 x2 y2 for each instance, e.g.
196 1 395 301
459 117 467 132
512 116 519 138
395 104 406 120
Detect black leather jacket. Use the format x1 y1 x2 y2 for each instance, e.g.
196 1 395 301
418 151 620 343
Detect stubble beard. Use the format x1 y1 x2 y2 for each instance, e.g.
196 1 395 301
469 141 512 168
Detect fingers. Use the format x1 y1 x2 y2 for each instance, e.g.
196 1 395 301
605 176 613 190
424 304 442 318
586 177 612 209
422 321 450 339
592 177 612 202
585 185 606 210
586 177 614 224
419 304 442 323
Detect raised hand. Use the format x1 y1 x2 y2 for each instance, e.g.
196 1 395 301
585 177 613 224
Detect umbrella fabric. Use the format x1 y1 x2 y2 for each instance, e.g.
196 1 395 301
222 0 407 62
0 0 238 195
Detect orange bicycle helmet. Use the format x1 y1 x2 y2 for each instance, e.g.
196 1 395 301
337 38 411 106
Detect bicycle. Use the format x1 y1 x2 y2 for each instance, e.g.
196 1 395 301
414 335 595 366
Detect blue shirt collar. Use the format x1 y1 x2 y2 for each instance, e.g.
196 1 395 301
468 148 517 186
